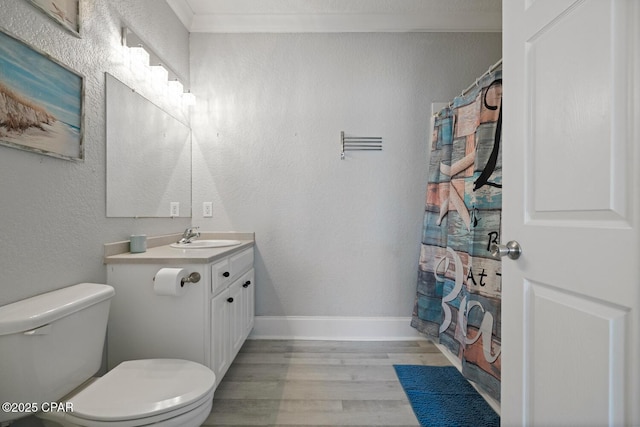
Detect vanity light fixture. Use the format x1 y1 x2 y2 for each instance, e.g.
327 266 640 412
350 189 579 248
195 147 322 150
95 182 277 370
122 26 195 105
150 63 169 82
167 79 185 96
182 91 196 107
128 46 150 73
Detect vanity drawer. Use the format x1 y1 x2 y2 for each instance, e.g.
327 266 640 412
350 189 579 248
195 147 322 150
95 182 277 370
211 248 254 295
230 248 254 279
211 258 231 295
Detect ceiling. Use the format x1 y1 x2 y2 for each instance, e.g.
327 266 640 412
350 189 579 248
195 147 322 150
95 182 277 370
165 0 502 33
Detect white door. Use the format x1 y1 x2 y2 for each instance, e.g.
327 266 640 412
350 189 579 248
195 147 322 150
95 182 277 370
502 1 639 425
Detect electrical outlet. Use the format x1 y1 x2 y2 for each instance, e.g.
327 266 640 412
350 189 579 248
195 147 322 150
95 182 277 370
203 202 213 217
170 202 180 217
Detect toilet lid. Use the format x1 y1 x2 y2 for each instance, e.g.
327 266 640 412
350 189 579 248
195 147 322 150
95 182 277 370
67 359 216 422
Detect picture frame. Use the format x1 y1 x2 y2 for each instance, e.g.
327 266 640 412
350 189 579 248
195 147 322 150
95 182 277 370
0 29 84 161
26 0 80 37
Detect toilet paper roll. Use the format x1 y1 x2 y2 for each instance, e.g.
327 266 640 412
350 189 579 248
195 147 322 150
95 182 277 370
153 268 189 296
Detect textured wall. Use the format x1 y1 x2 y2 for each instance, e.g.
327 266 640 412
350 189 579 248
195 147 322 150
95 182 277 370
191 32 502 317
0 0 190 307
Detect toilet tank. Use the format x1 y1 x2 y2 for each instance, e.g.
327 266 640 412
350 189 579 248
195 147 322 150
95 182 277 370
0 283 114 423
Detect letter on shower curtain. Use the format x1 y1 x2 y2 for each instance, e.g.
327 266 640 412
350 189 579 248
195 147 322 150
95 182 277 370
411 71 502 401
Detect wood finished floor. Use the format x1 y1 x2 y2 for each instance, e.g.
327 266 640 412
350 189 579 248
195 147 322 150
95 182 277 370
202 339 452 426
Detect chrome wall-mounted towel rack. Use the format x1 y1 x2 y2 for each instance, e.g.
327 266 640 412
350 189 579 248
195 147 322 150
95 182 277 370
340 131 382 160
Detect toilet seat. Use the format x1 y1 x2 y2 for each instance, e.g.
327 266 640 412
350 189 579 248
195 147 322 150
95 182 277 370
39 359 216 427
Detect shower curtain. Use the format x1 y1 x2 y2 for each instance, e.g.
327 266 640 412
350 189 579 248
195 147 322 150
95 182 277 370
411 70 502 401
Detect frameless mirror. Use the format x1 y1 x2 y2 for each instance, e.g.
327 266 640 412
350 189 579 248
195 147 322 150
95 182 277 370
106 73 191 217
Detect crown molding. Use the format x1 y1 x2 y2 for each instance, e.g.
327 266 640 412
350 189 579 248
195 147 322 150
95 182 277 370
166 0 502 33
166 0 194 30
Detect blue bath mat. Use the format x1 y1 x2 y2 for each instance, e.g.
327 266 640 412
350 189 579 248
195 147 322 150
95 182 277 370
393 365 499 427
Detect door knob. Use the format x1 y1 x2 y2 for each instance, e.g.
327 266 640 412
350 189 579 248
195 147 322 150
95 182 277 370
490 240 522 260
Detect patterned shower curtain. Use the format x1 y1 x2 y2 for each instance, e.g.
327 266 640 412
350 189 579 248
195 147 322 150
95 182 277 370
411 71 502 401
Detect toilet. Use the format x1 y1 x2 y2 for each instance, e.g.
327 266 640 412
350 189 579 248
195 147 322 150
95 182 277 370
0 283 216 427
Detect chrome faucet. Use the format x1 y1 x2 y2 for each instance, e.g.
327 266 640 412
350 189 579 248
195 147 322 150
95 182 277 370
178 226 200 244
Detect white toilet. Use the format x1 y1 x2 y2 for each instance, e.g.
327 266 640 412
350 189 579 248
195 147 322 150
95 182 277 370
0 283 216 427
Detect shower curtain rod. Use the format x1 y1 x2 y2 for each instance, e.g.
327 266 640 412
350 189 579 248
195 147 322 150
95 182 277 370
459 58 502 99
435 58 503 116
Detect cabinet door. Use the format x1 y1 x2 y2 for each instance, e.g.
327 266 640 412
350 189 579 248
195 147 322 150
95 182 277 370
241 269 255 339
228 278 244 360
211 290 230 382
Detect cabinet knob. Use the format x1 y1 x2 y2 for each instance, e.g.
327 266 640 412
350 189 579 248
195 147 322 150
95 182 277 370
222 272 230 277
243 280 251 288
227 297 234 303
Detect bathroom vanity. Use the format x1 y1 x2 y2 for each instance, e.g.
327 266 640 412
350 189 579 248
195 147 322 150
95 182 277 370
104 232 254 386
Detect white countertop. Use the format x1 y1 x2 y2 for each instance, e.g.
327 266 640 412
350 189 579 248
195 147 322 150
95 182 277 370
103 232 254 264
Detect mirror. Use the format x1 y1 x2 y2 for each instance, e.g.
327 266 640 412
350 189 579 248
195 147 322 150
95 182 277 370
106 73 191 217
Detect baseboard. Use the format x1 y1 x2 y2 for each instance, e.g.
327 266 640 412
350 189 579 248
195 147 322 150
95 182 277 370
248 316 425 341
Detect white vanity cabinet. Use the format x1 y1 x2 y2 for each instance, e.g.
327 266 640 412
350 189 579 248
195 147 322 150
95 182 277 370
209 248 254 383
104 235 254 389
106 262 211 369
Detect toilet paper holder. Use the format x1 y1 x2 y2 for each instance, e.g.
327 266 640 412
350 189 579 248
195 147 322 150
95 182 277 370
180 272 201 287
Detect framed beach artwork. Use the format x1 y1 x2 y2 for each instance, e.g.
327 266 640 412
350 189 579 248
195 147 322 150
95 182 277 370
0 29 84 161
26 0 80 37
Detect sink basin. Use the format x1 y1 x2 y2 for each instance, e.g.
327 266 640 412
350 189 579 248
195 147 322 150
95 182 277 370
170 240 242 249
